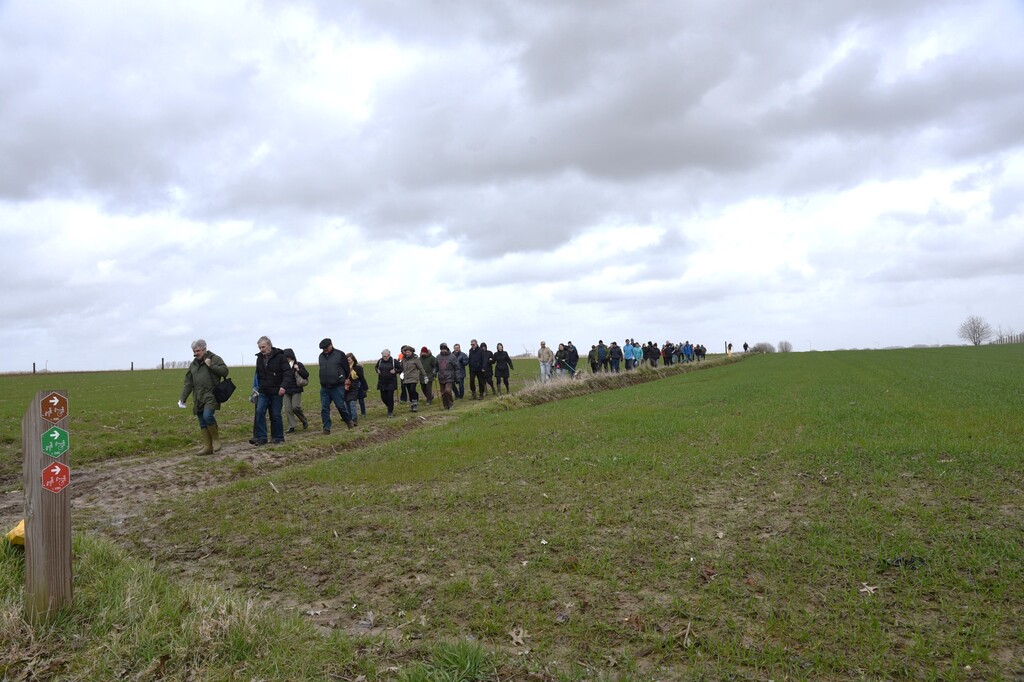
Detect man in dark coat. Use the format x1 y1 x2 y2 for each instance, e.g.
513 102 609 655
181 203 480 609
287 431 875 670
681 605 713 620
451 343 469 399
468 339 487 399
565 341 580 377
318 338 353 434
254 335 289 445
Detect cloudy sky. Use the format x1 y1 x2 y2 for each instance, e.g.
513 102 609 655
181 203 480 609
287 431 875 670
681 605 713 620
2 0 1023 372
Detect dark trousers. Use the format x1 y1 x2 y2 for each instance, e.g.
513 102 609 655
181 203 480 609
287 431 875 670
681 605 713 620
379 389 395 414
404 383 419 403
470 370 486 396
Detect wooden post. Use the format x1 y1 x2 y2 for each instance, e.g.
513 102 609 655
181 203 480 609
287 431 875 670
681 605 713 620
22 390 73 622
161 357 165 370
33 362 36 374
131 361 134 371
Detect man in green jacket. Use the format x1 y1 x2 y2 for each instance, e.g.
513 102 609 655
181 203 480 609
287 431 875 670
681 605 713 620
178 339 230 455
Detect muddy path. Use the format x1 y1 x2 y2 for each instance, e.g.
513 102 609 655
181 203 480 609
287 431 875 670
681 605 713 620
1 414 441 538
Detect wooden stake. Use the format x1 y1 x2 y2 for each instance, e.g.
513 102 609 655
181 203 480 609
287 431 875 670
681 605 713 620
23 389 73 622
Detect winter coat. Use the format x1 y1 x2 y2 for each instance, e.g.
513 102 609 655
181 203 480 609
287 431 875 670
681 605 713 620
554 348 568 369
282 360 309 395
318 348 349 388
468 346 487 371
255 348 289 395
179 351 229 415
345 363 365 402
435 352 460 384
419 353 436 383
452 351 469 380
492 350 514 378
609 345 623 361
400 353 425 385
480 349 495 378
375 356 399 391
537 346 554 363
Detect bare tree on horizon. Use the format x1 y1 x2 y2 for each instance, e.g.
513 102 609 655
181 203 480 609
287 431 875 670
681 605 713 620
957 315 993 346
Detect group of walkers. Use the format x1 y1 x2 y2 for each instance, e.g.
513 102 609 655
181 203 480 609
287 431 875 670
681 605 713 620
177 336 517 451
179 334 716 453
536 339 707 380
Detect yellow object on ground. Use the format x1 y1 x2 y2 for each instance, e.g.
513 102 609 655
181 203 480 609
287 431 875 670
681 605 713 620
5 519 24 545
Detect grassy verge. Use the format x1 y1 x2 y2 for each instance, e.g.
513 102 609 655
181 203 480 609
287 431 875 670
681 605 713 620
1 535 497 680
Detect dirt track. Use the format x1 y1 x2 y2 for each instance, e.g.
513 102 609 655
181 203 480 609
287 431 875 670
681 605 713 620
2 416 436 539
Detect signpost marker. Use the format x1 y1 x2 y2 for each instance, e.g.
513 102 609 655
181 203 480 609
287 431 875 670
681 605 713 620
22 390 73 622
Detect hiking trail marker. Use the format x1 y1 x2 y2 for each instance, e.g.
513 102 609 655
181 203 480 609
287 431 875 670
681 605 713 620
40 392 68 424
22 389 73 622
41 427 69 458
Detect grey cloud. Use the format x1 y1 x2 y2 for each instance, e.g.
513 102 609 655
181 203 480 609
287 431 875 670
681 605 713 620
862 234 1024 284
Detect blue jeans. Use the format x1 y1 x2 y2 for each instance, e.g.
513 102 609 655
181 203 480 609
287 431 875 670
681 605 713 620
320 386 351 429
255 393 284 442
454 377 465 398
196 408 217 429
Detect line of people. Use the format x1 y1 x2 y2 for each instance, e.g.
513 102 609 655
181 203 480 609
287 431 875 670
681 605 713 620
536 339 707 380
177 336 521 452
179 334 711 453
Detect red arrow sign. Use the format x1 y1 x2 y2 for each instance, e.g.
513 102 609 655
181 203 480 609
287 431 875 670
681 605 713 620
41 461 71 494
40 392 69 424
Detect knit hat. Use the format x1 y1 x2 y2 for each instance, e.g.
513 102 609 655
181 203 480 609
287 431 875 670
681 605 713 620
319 338 332 350
420 346 429 354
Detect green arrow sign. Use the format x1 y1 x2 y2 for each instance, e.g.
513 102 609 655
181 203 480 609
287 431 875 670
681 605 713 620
41 427 69 458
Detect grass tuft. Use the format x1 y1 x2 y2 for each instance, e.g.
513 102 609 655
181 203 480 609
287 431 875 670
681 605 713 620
398 640 494 682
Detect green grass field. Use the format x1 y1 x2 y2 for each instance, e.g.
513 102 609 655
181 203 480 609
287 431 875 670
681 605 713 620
2 346 1022 680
